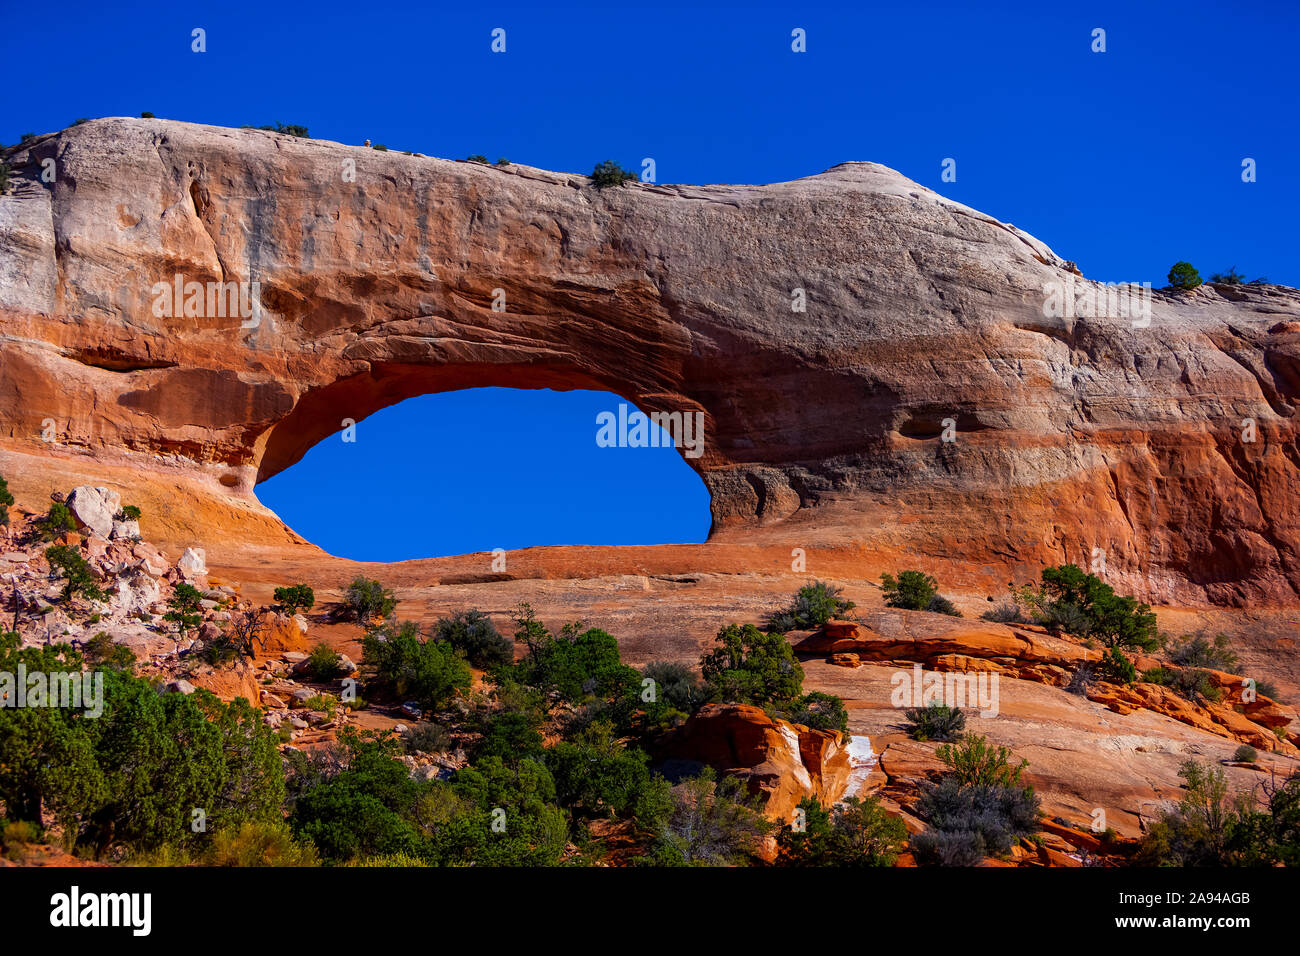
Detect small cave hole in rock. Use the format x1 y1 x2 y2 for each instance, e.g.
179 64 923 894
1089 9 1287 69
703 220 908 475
256 387 712 561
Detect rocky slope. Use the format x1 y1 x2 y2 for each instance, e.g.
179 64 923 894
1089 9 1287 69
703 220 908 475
3 118 1300 608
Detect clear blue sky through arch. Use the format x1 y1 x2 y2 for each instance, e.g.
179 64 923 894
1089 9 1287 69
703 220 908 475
256 389 713 561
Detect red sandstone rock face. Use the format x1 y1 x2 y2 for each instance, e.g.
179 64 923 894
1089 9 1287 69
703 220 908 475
3 118 1300 606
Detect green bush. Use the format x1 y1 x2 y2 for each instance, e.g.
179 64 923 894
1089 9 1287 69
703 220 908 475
1169 633 1238 672
430 609 511 668
640 660 705 714
341 576 396 623
307 642 342 681
547 721 651 818
1132 760 1300 866
782 691 849 734
510 605 640 703
1033 564 1159 651
116 504 142 522
776 795 908 866
361 620 472 712
980 602 1024 623
1233 744 1258 763
140 111 155 118
767 580 855 632
207 821 319 866
274 584 315 615
589 160 637 188
164 582 204 640
44 545 103 602
904 702 967 742
465 154 488 163
1097 646 1137 684
37 502 77 540
936 734 1027 788
881 570 938 610
882 570 961 615
700 623 804 705
641 768 771 866
495 157 511 166
1167 261 1202 290
911 777 1041 864
0 633 284 858
0 475 12 526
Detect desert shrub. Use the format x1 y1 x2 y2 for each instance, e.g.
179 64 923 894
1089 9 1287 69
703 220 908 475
590 160 637 188
307 642 342 681
465 153 488 163
904 702 967 742
254 122 308 137
0 159 9 195
37 501 77 540
0 475 13 525
474 707 545 763
926 594 962 617
1169 633 1239 672
430 609 511 668
207 820 319 866
44 545 103 602
403 721 454 755
116 504 142 521
1209 266 1248 285
1136 763 1300 866
82 632 136 672
782 691 849 734
1097 646 1137 684
140 111 155 118
1034 565 1159 651
700 623 804 705
1065 663 1097 695
912 776 1041 861
767 580 855 632
1168 668 1223 703
273 584 315 615
910 828 987 866
776 795 908 866
371 144 388 151
0 634 285 858
1252 678 1281 702
641 768 772 866
511 606 640 703
881 570 938 610
547 721 651 818
1233 744 1258 764
341 576 396 623
1167 261 1202 290
641 660 705 714
981 601 1025 623
362 620 472 711
495 157 510 166
164 582 204 640
936 734 1027 789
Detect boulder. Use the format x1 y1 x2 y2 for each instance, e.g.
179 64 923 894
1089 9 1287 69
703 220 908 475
66 486 120 539
656 703 852 825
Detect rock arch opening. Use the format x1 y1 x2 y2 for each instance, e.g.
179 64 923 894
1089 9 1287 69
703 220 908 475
255 387 712 561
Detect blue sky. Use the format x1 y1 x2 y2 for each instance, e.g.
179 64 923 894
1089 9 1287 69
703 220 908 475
5 1 1296 559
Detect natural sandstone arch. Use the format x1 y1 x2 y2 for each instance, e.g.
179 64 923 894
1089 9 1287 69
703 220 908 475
3 118 1300 606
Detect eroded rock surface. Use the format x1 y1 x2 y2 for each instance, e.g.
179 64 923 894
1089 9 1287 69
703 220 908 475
4 119 1300 606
